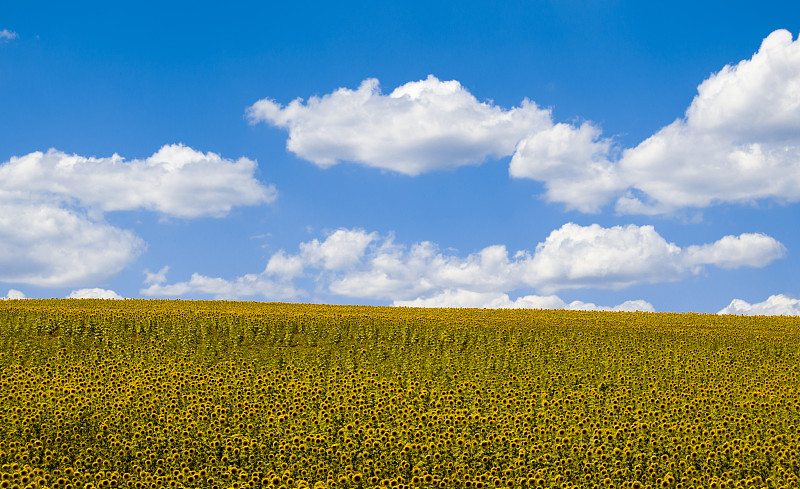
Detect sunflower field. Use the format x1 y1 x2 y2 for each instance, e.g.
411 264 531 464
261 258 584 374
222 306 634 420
0 300 798 489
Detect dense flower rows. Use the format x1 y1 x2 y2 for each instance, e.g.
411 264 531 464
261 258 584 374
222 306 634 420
0 300 798 489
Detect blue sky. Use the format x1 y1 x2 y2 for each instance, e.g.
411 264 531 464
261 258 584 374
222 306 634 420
2 1 800 314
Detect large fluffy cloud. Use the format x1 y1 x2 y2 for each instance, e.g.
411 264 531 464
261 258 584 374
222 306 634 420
509 123 622 213
511 29 800 214
0 203 145 287
143 224 784 304
616 29 800 214
247 75 553 175
527 224 785 293
525 223 681 292
0 144 276 218
253 31 800 215
719 294 800 316
0 145 276 287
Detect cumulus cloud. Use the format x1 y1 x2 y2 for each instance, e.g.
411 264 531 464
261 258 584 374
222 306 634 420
0 203 145 287
1 289 26 300
247 75 553 175
68 288 123 299
0 144 276 218
525 223 682 292
299 229 378 270
143 224 783 303
251 31 800 215
527 224 786 293
139 230 377 300
140 267 303 301
144 266 171 286
718 294 800 316
510 29 800 214
683 233 787 270
0 145 276 288
325 238 530 301
393 289 654 311
509 122 623 212
615 29 800 214
0 29 17 41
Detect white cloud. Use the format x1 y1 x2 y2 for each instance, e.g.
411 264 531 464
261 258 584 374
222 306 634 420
509 30 800 214
2 289 26 300
68 288 123 299
616 30 800 214
326 239 530 300
393 289 654 312
526 224 786 293
0 145 276 288
0 144 276 218
0 29 17 41
684 233 787 270
299 229 377 270
144 266 170 286
143 224 784 303
247 75 553 175
0 203 145 287
250 31 800 215
263 251 305 280
718 294 800 316
685 31 800 139
140 268 302 301
509 122 623 213
139 229 379 300
525 223 682 292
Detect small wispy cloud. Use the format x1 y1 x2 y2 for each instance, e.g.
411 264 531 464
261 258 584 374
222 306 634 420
0 29 18 42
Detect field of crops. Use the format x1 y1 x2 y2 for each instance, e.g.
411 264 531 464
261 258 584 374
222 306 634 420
0 300 798 489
